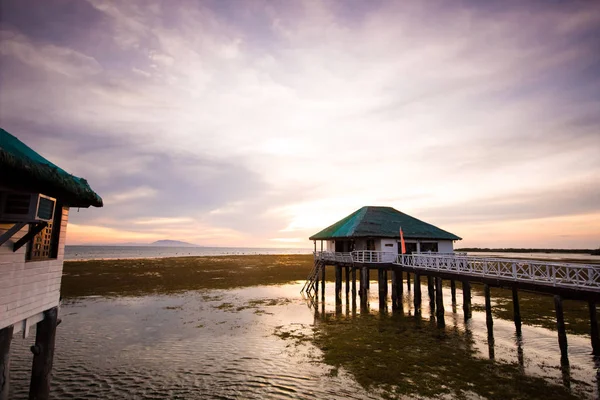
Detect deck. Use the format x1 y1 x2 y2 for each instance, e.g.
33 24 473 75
307 250 600 360
313 251 600 299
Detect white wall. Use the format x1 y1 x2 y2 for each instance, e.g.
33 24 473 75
326 240 335 252
0 207 69 331
322 238 454 253
379 238 397 253
438 240 454 253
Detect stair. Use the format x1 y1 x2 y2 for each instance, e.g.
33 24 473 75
301 259 324 294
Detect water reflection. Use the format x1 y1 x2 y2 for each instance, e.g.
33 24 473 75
10 285 375 400
308 278 598 399
7 279 598 400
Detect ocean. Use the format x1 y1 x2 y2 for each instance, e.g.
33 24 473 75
64 245 313 261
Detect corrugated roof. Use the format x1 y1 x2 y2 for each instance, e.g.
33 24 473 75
309 206 461 241
0 128 103 208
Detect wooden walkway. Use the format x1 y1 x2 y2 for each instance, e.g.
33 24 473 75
305 250 600 359
312 251 600 299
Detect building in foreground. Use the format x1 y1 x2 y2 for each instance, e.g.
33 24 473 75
309 206 461 256
0 128 102 399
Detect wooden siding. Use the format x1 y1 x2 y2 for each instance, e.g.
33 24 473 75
0 207 68 331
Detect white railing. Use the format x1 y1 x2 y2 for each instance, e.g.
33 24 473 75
394 254 600 291
315 251 403 264
315 251 354 263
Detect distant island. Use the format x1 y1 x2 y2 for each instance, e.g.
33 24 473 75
150 240 199 247
456 247 600 255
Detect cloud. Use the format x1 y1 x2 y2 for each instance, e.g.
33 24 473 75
1 0 599 247
0 30 102 77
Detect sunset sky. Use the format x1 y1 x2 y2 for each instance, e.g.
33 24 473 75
1 0 599 248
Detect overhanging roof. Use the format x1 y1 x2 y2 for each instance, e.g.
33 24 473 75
309 206 461 241
0 128 103 208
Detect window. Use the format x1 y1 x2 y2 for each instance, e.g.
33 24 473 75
400 242 417 254
366 239 375 250
27 204 62 261
420 242 438 253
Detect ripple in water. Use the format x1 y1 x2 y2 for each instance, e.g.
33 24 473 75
7 282 599 399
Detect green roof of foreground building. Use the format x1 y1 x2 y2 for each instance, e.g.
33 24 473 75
0 128 103 208
309 206 461 241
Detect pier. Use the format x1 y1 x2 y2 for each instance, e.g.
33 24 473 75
302 250 600 361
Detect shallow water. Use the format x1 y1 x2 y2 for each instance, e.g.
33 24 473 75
8 281 599 399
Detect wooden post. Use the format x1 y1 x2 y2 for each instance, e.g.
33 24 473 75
360 266 369 312
335 266 342 305
314 262 320 295
383 269 388 299
378 268 387 311
484 284 493 332
361 267 369 301
414 273 422 312
351 268 357 296
407 272 411 292
435 277 445 327
1 325 14 400
398 269 403 297
512 287 522 335
321 264 326 301
29 307 58 400
391 270 398 309
554 295 569 363
427 276 435 314
345 266 350 295
462 280 471 320
450 280 456 304
589 301 600 355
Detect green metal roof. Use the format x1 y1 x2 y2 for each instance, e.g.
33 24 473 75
309 206 461 241
0 128 103 208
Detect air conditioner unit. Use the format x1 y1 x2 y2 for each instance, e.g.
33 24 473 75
0 192 56 223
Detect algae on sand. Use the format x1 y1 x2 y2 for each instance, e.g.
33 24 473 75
61 254 314 298
294 313 586 400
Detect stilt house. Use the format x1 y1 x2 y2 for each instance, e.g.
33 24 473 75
0 128 102 399
309 206 461 256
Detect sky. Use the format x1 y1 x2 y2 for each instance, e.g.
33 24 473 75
1 0 599 249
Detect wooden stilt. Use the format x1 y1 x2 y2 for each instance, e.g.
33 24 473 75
29 307 58 400
462 280 471 320
361 267 369 303
391 270 398 309
398 269 404 297
512 287 522 335
378 268 387 311
360 267 369 313
407 272 411 292
481 284 495 359
435 277 445 327
335 266 342 305
383 269 388 299
484 284 493 332
351 268 357 296
321 264 326 301
450 280 456 304
1 325 14 400
345 266 350 295
554 295 569 363
427 276 435 313
352 288 357 317
414 273 422 312
589 301 600 355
